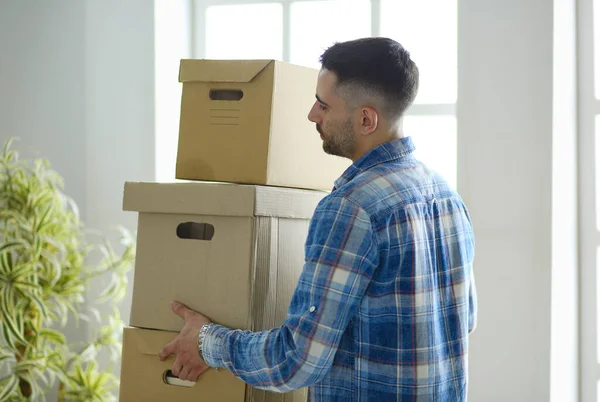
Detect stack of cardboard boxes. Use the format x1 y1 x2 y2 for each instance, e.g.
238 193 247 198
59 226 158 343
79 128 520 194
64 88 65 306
117 59 350 401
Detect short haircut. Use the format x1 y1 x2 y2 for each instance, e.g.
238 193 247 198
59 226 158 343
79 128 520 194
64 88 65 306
319 37 419 120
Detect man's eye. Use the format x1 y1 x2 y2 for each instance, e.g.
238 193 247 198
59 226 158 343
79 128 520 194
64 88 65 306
318 104 327 111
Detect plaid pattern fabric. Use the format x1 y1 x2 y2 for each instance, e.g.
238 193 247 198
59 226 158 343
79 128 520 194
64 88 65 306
203 137 477 401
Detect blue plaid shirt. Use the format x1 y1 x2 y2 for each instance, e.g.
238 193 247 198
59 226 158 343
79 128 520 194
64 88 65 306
203 137 477 401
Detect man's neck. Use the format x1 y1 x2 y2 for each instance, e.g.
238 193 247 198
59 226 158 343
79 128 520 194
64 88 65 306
351 133 403 162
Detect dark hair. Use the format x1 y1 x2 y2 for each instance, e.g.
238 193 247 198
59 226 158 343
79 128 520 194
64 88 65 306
319 37 419 119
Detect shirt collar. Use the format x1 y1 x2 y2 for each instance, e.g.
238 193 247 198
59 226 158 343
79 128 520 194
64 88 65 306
333 136 416 190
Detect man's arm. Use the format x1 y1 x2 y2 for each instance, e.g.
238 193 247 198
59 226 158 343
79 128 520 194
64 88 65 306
202 195 378 392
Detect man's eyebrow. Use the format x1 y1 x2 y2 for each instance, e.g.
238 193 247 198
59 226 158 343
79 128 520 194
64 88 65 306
316 95 330 107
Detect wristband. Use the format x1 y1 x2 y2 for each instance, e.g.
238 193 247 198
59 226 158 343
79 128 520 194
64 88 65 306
197 323 213 360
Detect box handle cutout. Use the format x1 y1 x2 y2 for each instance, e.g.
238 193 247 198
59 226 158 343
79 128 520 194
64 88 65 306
209 89 243 101
177 222 215 241
163 370 195 387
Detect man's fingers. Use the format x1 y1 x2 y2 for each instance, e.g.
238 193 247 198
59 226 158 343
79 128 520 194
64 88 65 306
172 359 183 377
171 300 191 319
158 340 176 361
186 364 209 382
180 367 192 380
185 369 199 382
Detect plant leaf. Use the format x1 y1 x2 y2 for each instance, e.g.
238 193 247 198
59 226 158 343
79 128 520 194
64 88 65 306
0 348 14 366
1 321 16 350
29 188 54 212
0 374 18 400
0 240 27 255
35 203 54 234
15 308 24 338
0 286 15 324
38 328 66 346
15 358 45 373
13 279 39 293
8 262 35 279
24 290 49 320
0 305 28 347
0 251 14 275
32 233 42 260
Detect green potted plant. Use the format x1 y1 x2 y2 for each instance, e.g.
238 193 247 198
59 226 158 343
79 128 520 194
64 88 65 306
0 138 135 401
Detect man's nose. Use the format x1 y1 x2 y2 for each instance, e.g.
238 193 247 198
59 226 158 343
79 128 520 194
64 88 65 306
307 102 320 123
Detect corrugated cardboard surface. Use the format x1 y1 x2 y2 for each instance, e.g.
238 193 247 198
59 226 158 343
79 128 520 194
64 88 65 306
267 60 350 190
248 217 310 402
253 185 328 219
174 59 350 191
123 181 327 219
119 327 245 402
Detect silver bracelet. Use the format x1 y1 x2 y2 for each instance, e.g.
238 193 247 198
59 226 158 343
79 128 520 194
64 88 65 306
197 323 213 360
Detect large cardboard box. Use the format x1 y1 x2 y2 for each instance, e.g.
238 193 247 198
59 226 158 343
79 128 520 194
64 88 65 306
123 181 325 333
175 59 350 190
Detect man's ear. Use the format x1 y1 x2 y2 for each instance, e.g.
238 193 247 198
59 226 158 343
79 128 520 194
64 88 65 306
360 107 379 135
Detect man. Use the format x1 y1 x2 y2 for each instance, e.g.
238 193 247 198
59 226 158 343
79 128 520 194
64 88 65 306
159 37 477 401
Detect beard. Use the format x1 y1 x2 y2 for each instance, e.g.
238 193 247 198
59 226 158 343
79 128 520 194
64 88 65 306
317 118 356 159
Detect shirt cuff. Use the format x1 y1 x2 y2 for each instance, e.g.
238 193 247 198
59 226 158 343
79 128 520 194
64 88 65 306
201 324 230 368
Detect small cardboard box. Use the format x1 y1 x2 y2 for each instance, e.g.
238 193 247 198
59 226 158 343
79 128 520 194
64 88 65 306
123 181 325 334
119 326 245 401
119 327 307 401
175 59 350 191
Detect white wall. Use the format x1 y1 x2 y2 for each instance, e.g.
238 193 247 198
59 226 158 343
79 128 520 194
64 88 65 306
0 1 88 211
458 0 578 401
0 0 155 398
551 0 578 400
155 0 193 182
82 0 155 382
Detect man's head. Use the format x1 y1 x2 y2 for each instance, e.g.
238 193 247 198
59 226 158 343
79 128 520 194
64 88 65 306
307 37 419 161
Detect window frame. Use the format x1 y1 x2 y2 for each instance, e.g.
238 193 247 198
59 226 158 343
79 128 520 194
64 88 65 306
191 0 456 117
579 0 598 399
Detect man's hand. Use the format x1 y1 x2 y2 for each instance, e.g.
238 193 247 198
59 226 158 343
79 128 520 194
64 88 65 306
158 301 212 382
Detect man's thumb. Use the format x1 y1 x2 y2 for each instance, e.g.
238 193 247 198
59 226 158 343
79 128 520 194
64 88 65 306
171 300 188 319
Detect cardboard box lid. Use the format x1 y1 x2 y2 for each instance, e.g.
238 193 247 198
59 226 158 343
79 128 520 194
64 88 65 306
179 59 274 83
123 181 327 219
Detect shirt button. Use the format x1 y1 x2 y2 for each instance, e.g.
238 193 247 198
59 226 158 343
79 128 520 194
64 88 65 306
309 306 316 313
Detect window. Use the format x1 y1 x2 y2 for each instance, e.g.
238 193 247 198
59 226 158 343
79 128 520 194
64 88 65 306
289 0 371 69
379 0 457 189
156 0 458 188
154 0 193 182
205 3 283 60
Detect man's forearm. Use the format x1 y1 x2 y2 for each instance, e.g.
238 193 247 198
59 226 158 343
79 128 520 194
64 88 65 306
201 322 330 392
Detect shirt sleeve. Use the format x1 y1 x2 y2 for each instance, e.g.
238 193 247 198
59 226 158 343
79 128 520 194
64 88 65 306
201 194 379 392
